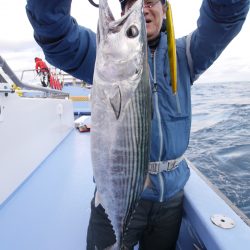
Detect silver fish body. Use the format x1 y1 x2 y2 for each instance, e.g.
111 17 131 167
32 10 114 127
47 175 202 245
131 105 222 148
91 0 151 248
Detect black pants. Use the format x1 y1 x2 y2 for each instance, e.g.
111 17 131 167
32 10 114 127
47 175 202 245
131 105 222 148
86 191 184 250
38 71 50 87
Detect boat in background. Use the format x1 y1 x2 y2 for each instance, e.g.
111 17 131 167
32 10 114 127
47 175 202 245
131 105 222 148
19 66 92 118
0 56 249 250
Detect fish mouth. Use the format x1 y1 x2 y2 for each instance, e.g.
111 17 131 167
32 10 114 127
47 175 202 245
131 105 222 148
100 0 143 26
110 3 140 28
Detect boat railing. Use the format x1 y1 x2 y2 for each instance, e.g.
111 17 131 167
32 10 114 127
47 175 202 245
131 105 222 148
0 56 69 99
186 159 250 227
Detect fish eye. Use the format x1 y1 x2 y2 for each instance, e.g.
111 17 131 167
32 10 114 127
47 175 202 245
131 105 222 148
126 25 139 38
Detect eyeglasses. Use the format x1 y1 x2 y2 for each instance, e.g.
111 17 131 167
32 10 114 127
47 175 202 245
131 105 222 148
144 0 161 9
127 0 161 10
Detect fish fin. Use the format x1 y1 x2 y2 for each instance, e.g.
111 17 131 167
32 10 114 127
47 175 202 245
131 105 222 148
109 85 122 120
94 191 102 207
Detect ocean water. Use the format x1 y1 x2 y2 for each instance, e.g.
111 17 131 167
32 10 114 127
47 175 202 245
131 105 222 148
186 81 250 219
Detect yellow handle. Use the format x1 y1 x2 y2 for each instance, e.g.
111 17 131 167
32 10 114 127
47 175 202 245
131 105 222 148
166 1 177 94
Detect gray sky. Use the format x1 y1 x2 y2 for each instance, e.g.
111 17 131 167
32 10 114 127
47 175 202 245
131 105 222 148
1 0 250 83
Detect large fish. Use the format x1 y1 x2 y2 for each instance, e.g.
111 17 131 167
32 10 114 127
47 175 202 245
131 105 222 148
91 0 151 248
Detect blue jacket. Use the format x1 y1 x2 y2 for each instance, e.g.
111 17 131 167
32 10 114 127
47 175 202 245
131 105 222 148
26 0 249 202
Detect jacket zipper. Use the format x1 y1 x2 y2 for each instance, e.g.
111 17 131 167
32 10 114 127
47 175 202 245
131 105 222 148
151 51 165 202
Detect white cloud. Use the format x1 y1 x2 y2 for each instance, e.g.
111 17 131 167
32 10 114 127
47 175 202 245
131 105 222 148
0 0 250 83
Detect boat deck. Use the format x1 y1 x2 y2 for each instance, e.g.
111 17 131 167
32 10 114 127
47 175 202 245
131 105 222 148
0 127 250 250
0 130 94 250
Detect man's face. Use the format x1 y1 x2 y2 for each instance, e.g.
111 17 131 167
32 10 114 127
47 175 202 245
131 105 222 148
123 0 166 41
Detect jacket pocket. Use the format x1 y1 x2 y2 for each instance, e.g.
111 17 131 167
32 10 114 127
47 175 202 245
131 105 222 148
162 113 191 158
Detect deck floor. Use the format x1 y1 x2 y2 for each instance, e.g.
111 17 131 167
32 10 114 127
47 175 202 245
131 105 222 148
2 127 249 250
0 130 94 250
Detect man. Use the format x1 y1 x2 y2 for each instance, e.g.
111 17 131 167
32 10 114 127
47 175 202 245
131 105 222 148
34 57 50 87
26 0 249 249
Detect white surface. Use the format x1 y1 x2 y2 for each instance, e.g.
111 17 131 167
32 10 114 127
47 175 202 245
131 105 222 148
0 83 74 205
74 115 91 127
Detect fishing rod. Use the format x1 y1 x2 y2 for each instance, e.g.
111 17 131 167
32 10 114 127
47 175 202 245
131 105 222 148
88 0 99 8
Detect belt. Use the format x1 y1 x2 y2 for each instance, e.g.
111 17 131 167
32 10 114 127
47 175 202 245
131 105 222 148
148 156 184 174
